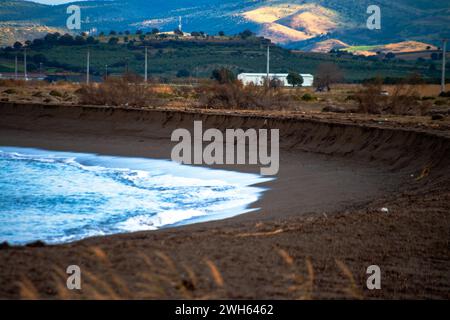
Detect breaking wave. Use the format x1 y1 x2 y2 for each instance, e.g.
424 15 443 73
0 147 271 245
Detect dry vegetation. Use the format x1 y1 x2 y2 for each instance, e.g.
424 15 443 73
15 244 361 300
354 78 431 116
197 81 302 110
1 77 449 123
77 74 162 107
242 3 340 43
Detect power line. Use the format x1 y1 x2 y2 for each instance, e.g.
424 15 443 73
145 46 148 82
14 54 18 80
266 45 270 87
86 49 90 84
24 48 28 80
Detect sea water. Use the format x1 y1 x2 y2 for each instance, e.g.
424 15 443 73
0 147 271 245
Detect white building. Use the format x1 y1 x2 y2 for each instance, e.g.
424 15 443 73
238 73 314 87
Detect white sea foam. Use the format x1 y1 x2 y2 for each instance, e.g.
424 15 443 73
0 146 272 245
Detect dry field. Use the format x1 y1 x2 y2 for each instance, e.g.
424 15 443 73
1 79 449 131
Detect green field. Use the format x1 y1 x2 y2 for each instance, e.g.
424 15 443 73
0 36 446 83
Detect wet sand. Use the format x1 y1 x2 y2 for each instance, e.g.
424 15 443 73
0 102 449 299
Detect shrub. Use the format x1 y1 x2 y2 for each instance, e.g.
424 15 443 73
3 88 17 94
286 72 304 87
434 100 447 106
211 68 235 84
314 63 343 91
76 74 160 107
0 79 26 87
301 93 316 101
198 81 296 110
49 90 62 97
355 76 429 115
354 78 387 114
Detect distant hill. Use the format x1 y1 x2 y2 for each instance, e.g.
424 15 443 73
0 23 65 46
1 35 445 83
344 41 439 56
1 0 449 49
301 39 349 53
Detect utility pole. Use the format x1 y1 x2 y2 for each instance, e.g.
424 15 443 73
14 54 18 80
144 46 148 82
266 45 270 87
441 39 447 94
86 49 90 84
195 66 198 86
24 48 27 80
105 64 108 80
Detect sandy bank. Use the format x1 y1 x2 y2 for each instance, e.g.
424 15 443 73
0 102 449 299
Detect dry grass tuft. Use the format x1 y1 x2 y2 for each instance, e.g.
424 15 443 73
18 277 40 300
335 259 363 299
205 259 224 288
277 249 295 266
236 228 284 237
76 74 161 107
90 246 108 262
355 77 431 116
277 248 315 300
416 165 431 181
198 81 299 110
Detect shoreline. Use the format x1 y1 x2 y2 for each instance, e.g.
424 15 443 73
0 102 449 299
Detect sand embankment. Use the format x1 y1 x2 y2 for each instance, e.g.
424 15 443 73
0 102 449 299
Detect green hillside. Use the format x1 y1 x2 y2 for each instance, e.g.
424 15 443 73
0 32 445 83
0 0 449 48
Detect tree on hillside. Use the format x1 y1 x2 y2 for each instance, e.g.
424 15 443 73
239 29 254 39
13 41 23 50
44 33 60 44
86 36 97 44
385 52 396 59
108 37 119 45
314 63 343 92
287 72 304 87
74 35 86 45
211 68 235 84
151 28 160 35
58 34 74 45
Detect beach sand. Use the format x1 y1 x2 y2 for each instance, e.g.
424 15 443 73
0 102 449 299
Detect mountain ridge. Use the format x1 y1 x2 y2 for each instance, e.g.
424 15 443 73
1 0 449 48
